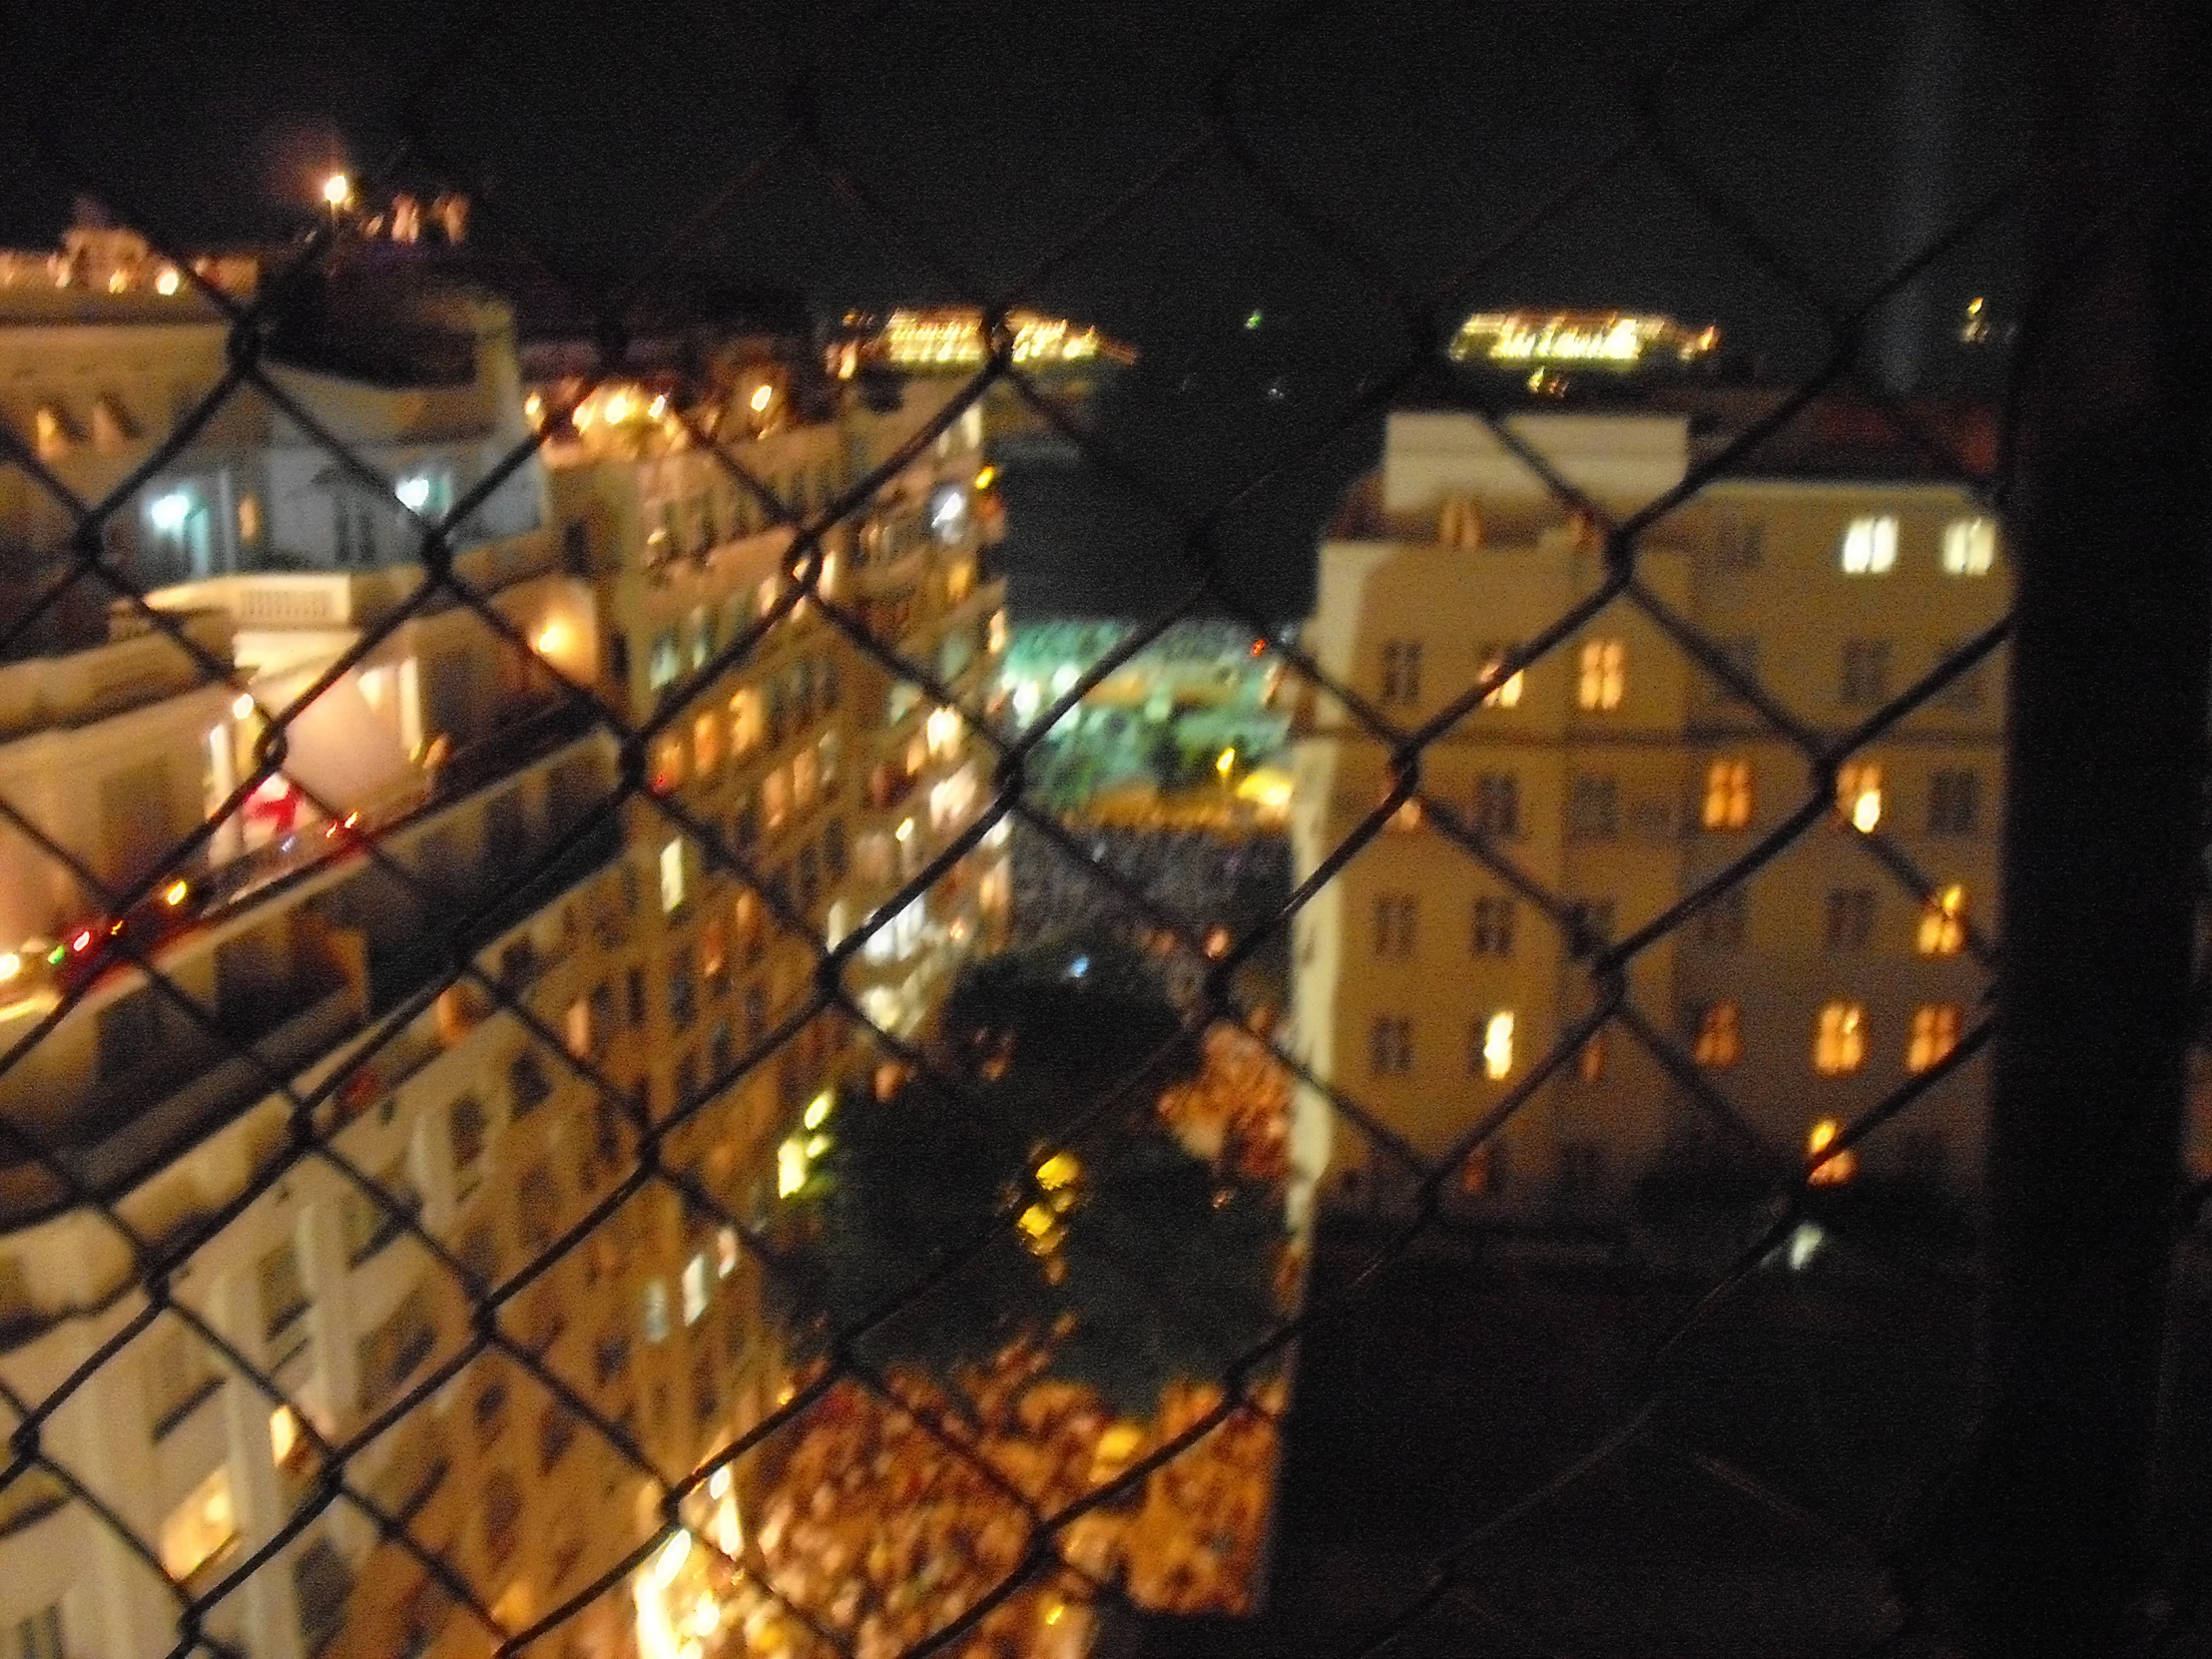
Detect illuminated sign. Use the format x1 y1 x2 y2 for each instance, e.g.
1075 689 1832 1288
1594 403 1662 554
1448 310 1720 372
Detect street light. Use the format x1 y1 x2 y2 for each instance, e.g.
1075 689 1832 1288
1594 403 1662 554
321 173 351 229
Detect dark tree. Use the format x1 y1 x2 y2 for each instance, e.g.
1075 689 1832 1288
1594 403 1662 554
770 939 1287 1415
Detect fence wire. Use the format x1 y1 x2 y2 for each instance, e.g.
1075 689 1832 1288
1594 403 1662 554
0 2 2200 1659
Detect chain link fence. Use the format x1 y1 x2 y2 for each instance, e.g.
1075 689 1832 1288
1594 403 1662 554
0 2 2206 1658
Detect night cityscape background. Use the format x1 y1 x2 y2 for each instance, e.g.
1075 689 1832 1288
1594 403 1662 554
0 4 2205 1659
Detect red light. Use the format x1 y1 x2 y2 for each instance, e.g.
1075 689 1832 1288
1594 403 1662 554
71 930 93 952
1249 640 1265 657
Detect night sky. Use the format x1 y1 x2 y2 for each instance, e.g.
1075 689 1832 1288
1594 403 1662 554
1 0 2026 617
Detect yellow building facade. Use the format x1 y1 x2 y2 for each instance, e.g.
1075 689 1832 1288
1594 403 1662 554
1291 411 2003 1215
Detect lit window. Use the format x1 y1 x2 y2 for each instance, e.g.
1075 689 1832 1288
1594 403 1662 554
1694 1002 1742 1068
693 711 722 777
650 734 685 795
682 1253 712 1326
1840 515 1898 574
159 1465 238 1582
1702 759 1753 830
269 1402 302 1466
1909 1003 1961 1072
1807 1118 1859 1185
659 838 686 913
1917 885 1967 956
1838 762 1883 831
1813 1002 1867 1076
1479 1011 1515 1080
1477 643 1523 708
1577 638 1625 711
730 688 764 755
565 997 591 1058
33 403 78 462
1380 639 1422 706
1941 517 1995 576
92 393 137 450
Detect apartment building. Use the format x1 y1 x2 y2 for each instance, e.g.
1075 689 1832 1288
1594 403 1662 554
1289 407 2004 1216
0 261 1008 1659
0 221 542 593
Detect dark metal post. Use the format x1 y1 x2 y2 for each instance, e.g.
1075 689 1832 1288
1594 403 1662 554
1956 2 2212 1651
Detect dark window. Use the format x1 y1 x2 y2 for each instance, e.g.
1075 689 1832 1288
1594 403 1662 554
1368 1016 1413 1076
1841 640 1893 707
1699 886 1749 951
1471 897 1516 957
1928 769 1981 835
448 1096 488 1172
258 1243 308 1339
1472 773 1520 837
509 1048 552 1117
1824 887 1876 950
1372 892 1416 958
1380 639 1422 706
1567 775 1619 839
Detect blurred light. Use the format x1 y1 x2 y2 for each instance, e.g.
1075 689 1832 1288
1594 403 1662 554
71 930 93 953
1036 1152 1080 1191
1245 309 1264 329
650 1530 692 1589
648 394 669 419
973 464 997 490
269 1403 300 1465
708 1466 732 1500
154 267 181 296
0 953 20 983
749 383 775 413
1483 1011 1515 1079
233 693 256 720
894 818 914 843
1067 954 1089 980
1787 1221 1826 1271
322 173 351 209
1216 747 1236 779
534 619 572 658
777 1138 808 1199
803 1092 831 1131
148 491 192 533
394 475 431 512
163 880 190 908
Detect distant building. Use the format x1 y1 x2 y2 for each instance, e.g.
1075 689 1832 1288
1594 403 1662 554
1288 404 2003 1218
